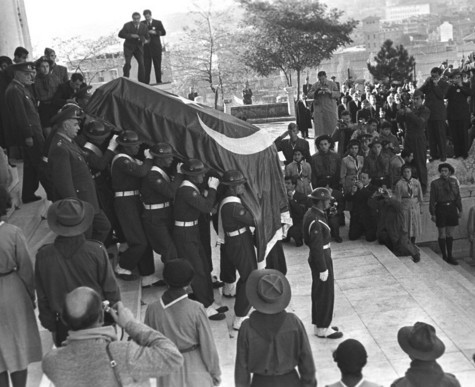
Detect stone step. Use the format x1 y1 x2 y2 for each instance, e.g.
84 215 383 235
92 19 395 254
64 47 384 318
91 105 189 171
8 199 48 243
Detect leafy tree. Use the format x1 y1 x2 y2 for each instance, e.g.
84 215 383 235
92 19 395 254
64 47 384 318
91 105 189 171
367 39 415 84
238 0 357 96
171 1 251 108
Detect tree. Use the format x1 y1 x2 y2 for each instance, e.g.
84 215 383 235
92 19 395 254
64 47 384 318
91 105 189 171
238 0 357 97
171 1 251 108
367 39 415 84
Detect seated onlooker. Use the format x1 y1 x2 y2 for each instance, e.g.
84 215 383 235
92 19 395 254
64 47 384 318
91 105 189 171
145 259 221 387
363 139 389 188
35 198 120 346
42 287 183 387
235 269 316 387
326 339 381 387
283 175 308 247
351 118 379 141
379 121 400 155
285 148 312 195
391 322 461 387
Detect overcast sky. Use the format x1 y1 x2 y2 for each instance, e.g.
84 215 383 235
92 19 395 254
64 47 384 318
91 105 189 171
23 0 233 56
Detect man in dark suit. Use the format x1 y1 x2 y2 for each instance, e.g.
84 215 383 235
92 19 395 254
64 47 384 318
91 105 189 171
274 122 311 165
5 62 50 203
119 12 150 83
141 10 166 84
52 73 88 110
48 106 111 243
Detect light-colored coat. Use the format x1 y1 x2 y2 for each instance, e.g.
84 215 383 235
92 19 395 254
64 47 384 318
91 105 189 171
394 178 423 238
340 154 364 194
285 160 312 195
308 80 340 136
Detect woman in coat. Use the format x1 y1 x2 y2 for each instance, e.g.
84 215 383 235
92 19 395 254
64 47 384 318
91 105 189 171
0 186 42 387
394 164 423 243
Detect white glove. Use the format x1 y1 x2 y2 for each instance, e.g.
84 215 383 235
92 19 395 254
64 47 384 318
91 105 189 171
176 162 184 174
319 270 329 282
257 260 266 270
144 149 153 159
208 176 220 190
107 135 119 151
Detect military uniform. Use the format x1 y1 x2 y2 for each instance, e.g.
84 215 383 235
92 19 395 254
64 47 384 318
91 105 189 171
173 180 217 308
311 151 341 189
140 165 181 262
78 135 122 246
303 207 335 328
48 133 111 242
5 79 50 201
218 194 256 317
111 153 153 275
429 177 462 228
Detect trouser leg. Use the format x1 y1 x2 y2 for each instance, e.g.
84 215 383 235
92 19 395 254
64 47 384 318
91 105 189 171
21 145 40 201
219 244 236 283
142 212 177 262
88 210 111 244
427 121 439 159
434 120 447 160
265 240 287 275
310 254 334 328
133 48 145 83
348 216 364 240
122 48 133 78
152 49 162 83
143 46 152 84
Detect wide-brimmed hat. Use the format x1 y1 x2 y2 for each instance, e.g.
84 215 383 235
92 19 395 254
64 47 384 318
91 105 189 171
315 134 333 147
397 322 445 361
221 170 246 186
163 259 194 288
438 162 455 174
47 198 94 237
117 130 141 146
181 159 208 176
308 187 332 201
84 121 111 140
246 269 291 314
150 142 174 158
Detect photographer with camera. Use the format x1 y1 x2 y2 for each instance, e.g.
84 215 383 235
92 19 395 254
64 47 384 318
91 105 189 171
43 287 183 387
419 67 449 161
397 89 430 194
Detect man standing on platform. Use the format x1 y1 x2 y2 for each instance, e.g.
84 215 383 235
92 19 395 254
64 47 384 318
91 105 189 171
218 170 256 330
142 10 166 85
307 71 340 137
5 62 50 203
419 67 449 161
303 187 343 339
119 12 150 83
48 107 111 243
397 90 430 194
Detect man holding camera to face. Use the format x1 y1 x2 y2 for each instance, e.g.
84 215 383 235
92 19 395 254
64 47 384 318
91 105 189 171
418 67 449 162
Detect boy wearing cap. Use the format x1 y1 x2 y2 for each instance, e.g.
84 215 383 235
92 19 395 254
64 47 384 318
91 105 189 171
111 130 157 285
173 159 226 320
391 322 460 387
311 135 341 190
5 61 51 203
303 187 343 339
145 259 221 387
141 142 182 263
419 67 450 161
235 269 316 386
218 170 256 330
327 339 381 387
362 139 389 188
429 163 462 265
35 198 120 347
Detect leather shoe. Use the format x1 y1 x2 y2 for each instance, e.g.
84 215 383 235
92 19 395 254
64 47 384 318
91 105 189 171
333 236 343 243
142 279 167 288
444 257 459 266
412 253 421 263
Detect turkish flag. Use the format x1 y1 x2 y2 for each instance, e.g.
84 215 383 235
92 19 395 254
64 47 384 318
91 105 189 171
86 78 287 262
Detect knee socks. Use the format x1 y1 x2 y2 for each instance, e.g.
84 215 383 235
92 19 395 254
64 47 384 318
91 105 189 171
446 237 454 259
438 238 447 259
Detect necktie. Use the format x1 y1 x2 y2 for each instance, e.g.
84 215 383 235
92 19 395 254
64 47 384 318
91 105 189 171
297 162 302 176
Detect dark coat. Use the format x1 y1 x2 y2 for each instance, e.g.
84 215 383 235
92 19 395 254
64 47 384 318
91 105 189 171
274 137 311 165
48 132 100 212
5 79 42 146
446 83 472 121
119 21 150 48
419 78 449 121
141 19 166 49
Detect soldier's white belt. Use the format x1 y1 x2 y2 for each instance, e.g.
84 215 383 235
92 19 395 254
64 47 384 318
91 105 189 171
42 156 48 163
174 220 199 227
114 190 139 197
143 202 170 210
226 227 247 237
323 243 331 249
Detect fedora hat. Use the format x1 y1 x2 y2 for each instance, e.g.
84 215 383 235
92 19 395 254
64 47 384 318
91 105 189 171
47 198 94 237
246 269 291 314
163 259 194 288
397 322 445 361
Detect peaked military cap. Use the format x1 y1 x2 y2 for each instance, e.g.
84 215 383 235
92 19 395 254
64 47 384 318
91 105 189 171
9 61 36 73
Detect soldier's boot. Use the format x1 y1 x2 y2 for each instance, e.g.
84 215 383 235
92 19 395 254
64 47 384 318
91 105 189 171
445 237 458 266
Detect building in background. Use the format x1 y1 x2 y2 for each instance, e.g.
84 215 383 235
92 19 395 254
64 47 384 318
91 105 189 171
0 0 32 56
385 3 431 23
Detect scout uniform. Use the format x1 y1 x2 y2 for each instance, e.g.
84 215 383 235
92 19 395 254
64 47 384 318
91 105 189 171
311 135 341 189
48 107 111 243
303 188 342 339
140 143 181 263
218 170 256 329
111 130 153 279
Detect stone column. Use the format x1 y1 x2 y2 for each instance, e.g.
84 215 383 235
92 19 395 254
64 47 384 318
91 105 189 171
224 98 233 114
0 0 32 56
284 87 296 117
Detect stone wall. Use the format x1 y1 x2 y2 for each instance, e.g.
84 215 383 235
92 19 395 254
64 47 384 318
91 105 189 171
230 103 289 120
